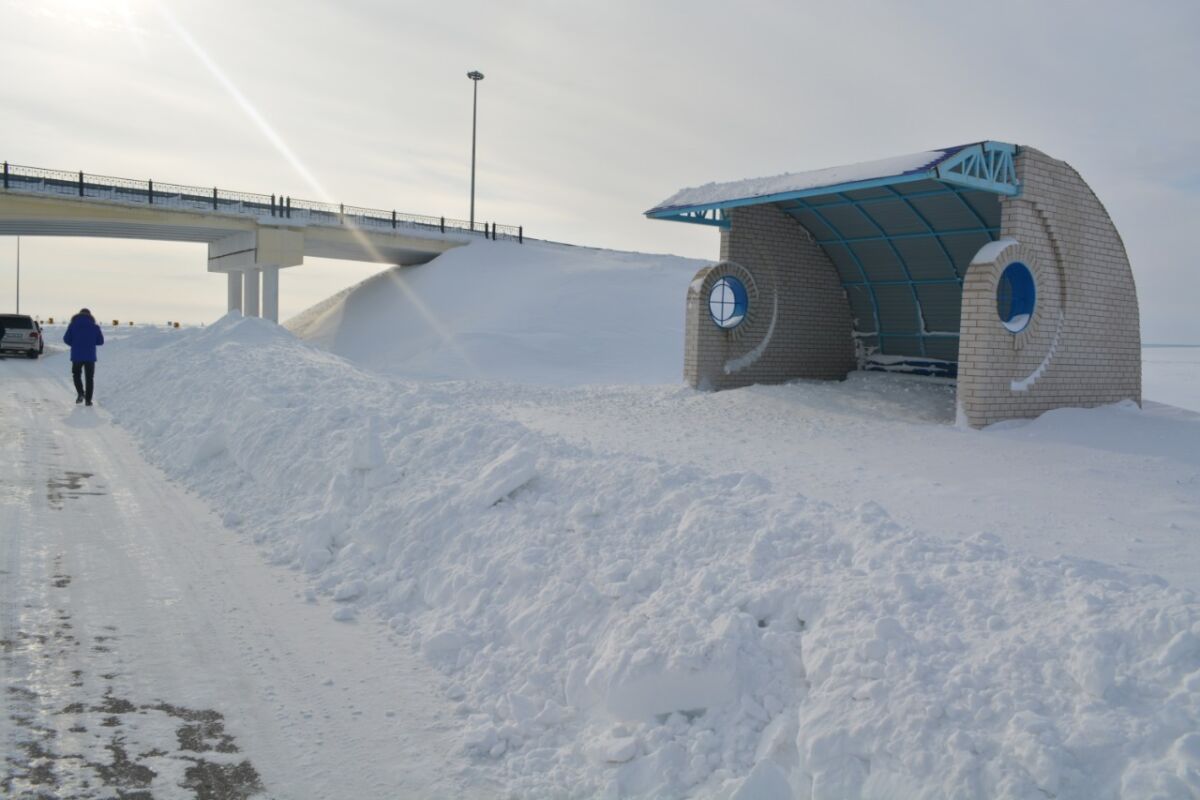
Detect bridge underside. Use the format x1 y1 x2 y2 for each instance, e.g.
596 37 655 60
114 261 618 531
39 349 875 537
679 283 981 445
0 191 462 322
0 220 238 243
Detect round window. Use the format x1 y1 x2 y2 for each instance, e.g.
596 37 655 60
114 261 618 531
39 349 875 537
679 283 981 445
709 276 748 329
996 261 1036 333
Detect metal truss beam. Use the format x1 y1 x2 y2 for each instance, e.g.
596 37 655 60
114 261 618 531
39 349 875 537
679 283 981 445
934 141 1020 196
651 208 730 228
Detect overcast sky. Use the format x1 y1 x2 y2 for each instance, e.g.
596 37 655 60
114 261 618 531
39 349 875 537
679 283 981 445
2 0 1197 342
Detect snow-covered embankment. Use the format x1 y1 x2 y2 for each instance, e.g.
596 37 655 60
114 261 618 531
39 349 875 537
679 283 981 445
96 314 1200 799
286 239 704 386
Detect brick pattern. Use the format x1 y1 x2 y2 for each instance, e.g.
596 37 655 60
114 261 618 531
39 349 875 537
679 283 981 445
684 204 854 389
957 147 1142 427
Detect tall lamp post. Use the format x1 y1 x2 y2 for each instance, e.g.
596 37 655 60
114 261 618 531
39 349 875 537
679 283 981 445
467 70 484 230
14 237 19 314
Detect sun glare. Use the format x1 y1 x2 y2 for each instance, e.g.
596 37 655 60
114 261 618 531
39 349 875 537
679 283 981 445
41 0 144 32
154 0 480 374
21 0 149 55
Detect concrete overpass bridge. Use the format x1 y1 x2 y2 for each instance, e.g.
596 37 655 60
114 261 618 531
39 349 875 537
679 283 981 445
0 161 523 322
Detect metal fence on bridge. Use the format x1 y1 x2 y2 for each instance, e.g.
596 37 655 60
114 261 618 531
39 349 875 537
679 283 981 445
0 161 523 243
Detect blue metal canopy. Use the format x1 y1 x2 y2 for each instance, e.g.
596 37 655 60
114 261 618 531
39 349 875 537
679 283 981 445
646 141 1021 373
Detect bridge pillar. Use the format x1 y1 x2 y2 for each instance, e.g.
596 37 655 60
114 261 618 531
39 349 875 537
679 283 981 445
262 266 280 323
209 229 301 325
227 272 243 315
243 268 261 318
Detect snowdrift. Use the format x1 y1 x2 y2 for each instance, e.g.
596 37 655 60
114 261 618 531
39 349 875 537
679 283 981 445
100 316 1200 799
285 239 704 385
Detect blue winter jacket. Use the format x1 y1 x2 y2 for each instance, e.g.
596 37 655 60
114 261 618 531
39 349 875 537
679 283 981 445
63 314 104 362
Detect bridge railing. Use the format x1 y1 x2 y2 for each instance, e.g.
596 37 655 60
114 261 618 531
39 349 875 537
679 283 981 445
1 160 524 243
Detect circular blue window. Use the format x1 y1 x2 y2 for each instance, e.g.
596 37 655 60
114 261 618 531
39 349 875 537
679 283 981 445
709 276 748 329
996 262 1036 333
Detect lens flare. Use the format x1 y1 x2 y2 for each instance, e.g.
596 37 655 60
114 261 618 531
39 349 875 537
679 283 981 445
156 2 478 375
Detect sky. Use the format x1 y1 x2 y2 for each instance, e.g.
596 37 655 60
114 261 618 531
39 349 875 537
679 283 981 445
1 0 1198 342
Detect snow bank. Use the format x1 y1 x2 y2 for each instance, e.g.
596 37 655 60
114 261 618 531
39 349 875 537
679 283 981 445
101 317 1200 799
285 239 704 385
986 399 1200 467
1144 345 1200 413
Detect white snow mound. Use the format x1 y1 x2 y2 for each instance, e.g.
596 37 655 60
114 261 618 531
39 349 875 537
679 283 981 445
285 239 704 385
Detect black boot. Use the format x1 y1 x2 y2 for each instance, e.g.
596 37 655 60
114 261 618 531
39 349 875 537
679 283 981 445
76 394 84 404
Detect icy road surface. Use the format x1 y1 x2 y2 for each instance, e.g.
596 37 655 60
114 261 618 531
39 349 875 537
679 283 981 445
0 356 479 798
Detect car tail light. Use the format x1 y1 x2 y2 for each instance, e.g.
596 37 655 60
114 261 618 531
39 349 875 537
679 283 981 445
29 331 39 339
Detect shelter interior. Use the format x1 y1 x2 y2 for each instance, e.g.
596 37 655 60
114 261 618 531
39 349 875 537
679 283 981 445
647 141 1020 378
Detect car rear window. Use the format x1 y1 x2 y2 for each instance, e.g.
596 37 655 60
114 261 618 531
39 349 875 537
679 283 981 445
0 315 34 329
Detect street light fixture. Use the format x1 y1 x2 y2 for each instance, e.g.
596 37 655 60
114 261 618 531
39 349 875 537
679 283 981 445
467 70 484 230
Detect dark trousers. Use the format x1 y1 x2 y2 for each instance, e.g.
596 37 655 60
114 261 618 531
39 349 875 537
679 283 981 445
72 361 96 402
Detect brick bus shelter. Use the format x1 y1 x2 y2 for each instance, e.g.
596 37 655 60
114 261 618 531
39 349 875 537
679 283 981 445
646 141 1141 427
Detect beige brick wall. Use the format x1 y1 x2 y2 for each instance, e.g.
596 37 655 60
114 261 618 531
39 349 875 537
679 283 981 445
957 147 1141 427
684 204 855 389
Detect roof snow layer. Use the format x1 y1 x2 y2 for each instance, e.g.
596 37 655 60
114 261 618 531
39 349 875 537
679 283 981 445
646 144 973 216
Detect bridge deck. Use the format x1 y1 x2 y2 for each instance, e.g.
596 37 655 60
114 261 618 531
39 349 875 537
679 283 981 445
0 161 522 245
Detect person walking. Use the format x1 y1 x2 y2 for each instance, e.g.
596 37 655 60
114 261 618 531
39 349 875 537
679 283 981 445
63 308 104 406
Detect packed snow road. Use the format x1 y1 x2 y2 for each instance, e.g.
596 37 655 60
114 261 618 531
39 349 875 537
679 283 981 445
0 355 478 798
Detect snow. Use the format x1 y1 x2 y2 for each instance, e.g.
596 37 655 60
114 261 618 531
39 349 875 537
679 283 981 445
285 239 703 386
864 354 954 366
1144 345 1200 413
0 359 472 798
14 237 1199 797
647 148 952 214
970 237 1019 265
1002 312 1031 332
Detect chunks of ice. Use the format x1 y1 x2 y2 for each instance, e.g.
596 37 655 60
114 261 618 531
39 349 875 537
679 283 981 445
594 661 734 723
1159 630 1200 669
350 415 385 471
302 549 332 573
468 444 538 509
1068 647 1116 697
873 617 906 641
422 629 467 663
334 579 366 602
595 733 639 765
189 426 226 466
861 638 888 662
731 760 793 800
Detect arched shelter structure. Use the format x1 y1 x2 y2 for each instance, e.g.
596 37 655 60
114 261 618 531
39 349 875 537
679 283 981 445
645 141 1141 427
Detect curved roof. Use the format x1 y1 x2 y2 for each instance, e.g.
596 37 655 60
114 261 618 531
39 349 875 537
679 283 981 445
646 141 1018 221
646 141 1022 373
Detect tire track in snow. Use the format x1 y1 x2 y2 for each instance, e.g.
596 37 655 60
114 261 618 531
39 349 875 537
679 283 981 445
1 356 481 798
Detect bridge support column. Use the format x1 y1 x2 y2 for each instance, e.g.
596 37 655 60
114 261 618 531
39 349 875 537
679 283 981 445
261 266 280 323
227 272 243 315
243 268 260 318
